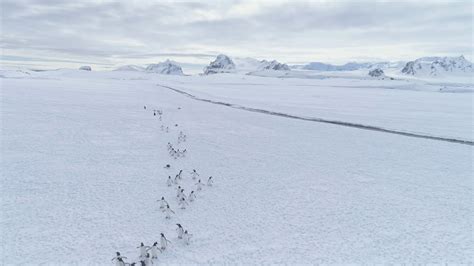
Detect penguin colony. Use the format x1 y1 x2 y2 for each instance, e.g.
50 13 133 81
111 105 216 266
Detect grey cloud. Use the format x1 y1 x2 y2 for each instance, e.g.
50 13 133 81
1 0 472 68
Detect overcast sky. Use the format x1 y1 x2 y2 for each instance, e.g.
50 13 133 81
1 0 472 69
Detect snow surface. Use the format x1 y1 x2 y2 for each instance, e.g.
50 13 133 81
1 69 473 264
154 73 473 141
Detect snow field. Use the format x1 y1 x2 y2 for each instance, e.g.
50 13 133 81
1 71 472 264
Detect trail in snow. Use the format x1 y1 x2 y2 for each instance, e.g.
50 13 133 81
158 84 473 146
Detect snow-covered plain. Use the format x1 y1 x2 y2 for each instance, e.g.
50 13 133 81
1 69 473 264
155 73 473 141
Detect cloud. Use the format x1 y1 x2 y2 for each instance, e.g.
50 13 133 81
1 0 472 68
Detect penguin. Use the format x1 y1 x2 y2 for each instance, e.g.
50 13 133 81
111 252 127 266
160 233 171 250
195 179 203 191
207 176 214 186
183 230 193 245
190 169 199 180
188 191 196 202
136 242 150 259
176 223 184 239
157 197 168 209
162 205 175 219
147 242 161 259
177 189 186 200
144 253 153 266
178 197 188 209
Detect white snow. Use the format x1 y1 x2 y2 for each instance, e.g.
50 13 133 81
1 68 472 264
155 73 473 141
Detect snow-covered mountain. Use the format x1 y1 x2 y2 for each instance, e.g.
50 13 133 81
146 60 184 75
368 68 385 78
297 61 401 72
259 60 290 71
233 57 290 72
114 65 145 72
401 55 472 76
203 54 236 75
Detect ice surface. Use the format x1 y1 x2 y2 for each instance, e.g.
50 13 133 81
155 73 473 141
1 69 472 264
